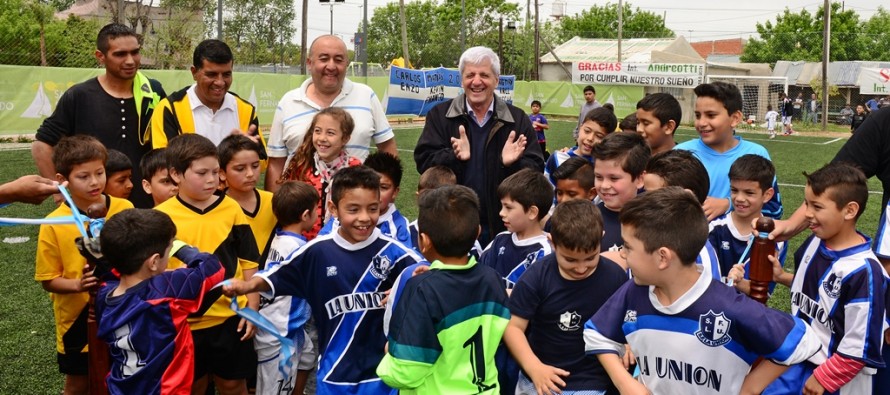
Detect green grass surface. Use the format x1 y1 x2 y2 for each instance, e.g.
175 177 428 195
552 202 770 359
0 121 881 393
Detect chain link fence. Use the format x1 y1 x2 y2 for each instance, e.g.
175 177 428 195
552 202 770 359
2 9 888 124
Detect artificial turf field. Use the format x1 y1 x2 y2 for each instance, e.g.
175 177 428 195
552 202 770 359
0 120 882 393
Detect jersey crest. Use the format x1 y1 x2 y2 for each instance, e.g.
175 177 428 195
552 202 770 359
822 273 842 298
623 309 637 323
369 255 392 280
326 266 338 277
558 311 582 331
696 310 732 347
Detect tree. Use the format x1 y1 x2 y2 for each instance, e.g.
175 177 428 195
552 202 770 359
861 7 890 61
138 0 208 69
51 15 103 67
366 0 519 68
366 0 439 67
0 0 98 67
223 0 297 67
558 2 673 41
741 2 867 64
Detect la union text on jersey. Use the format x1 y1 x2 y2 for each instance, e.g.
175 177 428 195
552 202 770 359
324 254 392 319
624 308 727 392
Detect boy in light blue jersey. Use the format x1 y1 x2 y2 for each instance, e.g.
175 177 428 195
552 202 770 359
675 82 783 220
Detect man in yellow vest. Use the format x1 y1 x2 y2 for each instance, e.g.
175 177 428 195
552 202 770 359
151 39 267 157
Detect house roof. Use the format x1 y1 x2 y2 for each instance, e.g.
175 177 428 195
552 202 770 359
773 60 890 86
55 0 102 19
540 36 705 64
690 38 744 59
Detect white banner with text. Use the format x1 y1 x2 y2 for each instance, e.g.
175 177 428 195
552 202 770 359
572 62 704 88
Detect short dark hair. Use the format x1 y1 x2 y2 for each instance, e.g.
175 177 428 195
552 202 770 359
620 187 708 265
330 166 380 206
105 149 132 174
193 39 234 69
218 134 263 169
53 135 107 178
418 166 456 192
418 185 480 257
552 156 595 191
96 23 137 54
550 200 603 252
636 93 682 133
694 82 743 115
101 209 176 275
273 181 319 227
804 162 868 219
729 154 775 192
166 134 218 176
593 132 650 179
619 113 638 132
531 100 542 107
583 107 618 134
645 150 710 204
140 148 167 181
364 152 403 188
583 85 596 94
603 103 615 113
497 168 553 220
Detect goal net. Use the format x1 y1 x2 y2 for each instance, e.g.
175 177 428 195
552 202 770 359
706 75 788 129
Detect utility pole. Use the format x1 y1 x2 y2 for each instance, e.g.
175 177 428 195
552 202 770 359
617 0 623 63
533 0 539 80
301 0 308 75
461 0 466 53
216 0 222 39
362 0 368 77
821 0 830 130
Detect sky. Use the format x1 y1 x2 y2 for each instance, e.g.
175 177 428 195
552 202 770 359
295 0 882 47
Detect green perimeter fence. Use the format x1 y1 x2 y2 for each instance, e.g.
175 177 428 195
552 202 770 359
0 65 645 135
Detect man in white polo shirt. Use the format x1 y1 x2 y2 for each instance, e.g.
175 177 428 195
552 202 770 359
264 35 397 192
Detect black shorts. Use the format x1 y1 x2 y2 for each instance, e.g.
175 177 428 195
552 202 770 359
57 351 88 375
192 316 257 380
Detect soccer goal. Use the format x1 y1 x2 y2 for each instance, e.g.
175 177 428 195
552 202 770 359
706 75 788 129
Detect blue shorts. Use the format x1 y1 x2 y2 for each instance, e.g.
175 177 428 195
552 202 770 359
516 372 607 395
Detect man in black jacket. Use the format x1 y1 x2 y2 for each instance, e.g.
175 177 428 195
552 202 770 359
414 46 544 245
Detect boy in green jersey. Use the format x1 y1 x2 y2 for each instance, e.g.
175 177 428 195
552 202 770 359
377 185 510 394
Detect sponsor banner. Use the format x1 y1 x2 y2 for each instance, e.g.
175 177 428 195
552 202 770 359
572 62 704 89
858 68 890 95
384 65 514 116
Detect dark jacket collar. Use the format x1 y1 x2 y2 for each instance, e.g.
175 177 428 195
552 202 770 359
445 93 515 123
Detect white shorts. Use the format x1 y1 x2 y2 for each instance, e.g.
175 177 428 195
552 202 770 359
782 116 792 125
256 346 300 395
297 318 318 370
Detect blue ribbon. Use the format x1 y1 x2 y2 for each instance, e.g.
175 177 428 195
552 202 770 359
727 232 771 287
0 185 93 240
225 283 300 380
